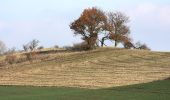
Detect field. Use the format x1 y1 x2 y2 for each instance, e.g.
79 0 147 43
0 48 170 88
0 78 170 100
0 47 170 99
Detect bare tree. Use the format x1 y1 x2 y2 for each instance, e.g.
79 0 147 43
23 39 39 52
23 44 30 52
29 39 39 51
107 12 130 47
22 39 39 62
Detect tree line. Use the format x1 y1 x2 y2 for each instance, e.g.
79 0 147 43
70 7 149 50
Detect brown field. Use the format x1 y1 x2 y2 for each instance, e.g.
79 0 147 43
0 47 170 89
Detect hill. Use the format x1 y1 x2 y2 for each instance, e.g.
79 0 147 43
0 78 170 100
0 48 170 88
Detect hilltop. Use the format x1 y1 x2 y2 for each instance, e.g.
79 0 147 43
0 48 170 88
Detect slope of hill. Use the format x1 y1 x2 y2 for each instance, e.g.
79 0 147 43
0 78 170 100
0 48 170 88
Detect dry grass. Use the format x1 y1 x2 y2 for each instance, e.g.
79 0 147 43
0 47 170 89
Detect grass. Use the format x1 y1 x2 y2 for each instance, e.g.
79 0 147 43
0 48 170 88
0 48 170 99
0 78 170 100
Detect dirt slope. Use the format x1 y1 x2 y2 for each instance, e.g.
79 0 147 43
0 48 170 88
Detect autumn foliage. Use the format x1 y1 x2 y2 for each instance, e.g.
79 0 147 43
70 7 107 49
70 7 136 50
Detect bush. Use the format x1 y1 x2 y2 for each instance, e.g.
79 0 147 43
72 42 91 51
5 54 17 64
54 45 59 48
138 44 150 50
135 42 150 50
63 46 72 50
0 61 7 67
24 52 37 61
38 46 44 50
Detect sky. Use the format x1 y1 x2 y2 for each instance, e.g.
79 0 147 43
0 0 170 51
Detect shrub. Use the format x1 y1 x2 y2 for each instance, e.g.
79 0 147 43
5 54 17 64
25 51 37 61
0 61 7 67
54 45 59 48
63 46 72 50
38 46 44 50
135 42 150 50
72 42 91 51
63 42 92 51
138 44 150 50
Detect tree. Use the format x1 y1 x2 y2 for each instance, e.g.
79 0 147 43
22 39 39 62
0 40 6 55
70 7 107 49
23 39 39 52
23 44 30 52
107 12 130 47
29 39 39 51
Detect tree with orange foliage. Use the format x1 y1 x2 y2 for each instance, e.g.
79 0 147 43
70 7 107 49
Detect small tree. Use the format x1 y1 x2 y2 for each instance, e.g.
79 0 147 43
23 39 39 52
29 39 39 51
23 44 30 52
22 39 39 61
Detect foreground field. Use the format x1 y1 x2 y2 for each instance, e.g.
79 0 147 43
0 78 170 100
0 48 170 88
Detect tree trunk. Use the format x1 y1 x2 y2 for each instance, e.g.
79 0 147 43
86 34 98 49
115 40 118 47
101 36 108 47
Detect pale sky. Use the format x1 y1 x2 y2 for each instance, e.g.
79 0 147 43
0 0 170 51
